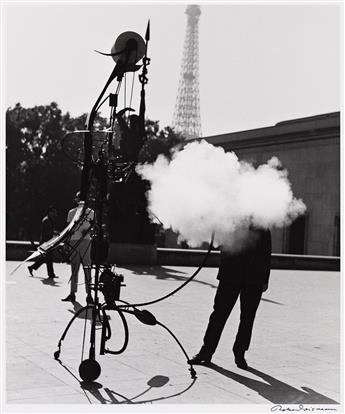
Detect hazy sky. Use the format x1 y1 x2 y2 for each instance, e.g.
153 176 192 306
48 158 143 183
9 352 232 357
3 1 341 137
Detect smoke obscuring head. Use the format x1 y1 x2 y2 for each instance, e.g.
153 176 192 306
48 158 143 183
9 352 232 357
136 140 306 248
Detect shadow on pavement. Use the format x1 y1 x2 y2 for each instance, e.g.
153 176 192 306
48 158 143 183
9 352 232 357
67 302 93 320
81 381 132 404
122 267 287 299
67 302 104 324
39 277 61 287
209 363 339 404
261 298 284 306
121 265 217 289
81 374 196 404
57 358 196 404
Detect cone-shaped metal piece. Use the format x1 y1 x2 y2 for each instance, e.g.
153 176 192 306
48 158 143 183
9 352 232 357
145 20 150 42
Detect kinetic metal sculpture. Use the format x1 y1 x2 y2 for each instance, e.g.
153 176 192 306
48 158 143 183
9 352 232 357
15 23 214 383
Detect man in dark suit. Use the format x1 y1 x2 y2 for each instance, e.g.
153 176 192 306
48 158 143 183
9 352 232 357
189 226 271 369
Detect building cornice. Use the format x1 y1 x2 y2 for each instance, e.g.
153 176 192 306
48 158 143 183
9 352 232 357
197 112 340 150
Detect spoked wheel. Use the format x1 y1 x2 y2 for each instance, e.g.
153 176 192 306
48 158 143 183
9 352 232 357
61 131 111 166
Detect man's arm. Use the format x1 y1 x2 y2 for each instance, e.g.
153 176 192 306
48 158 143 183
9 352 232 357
66 209 73 225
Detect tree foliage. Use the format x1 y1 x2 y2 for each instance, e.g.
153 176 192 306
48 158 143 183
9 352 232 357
6 103 83 240
6 103 183 242
139 120 184 164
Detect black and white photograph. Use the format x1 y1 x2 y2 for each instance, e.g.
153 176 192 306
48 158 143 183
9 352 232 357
2 1 342 412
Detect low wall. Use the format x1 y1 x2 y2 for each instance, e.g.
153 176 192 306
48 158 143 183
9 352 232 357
6 241 39 262
157 248 340 271
6 241 340 271
107 243 157 265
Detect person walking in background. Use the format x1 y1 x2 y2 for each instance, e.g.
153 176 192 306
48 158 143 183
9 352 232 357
189 226 271 369
28 206 59 279
61 192 94 304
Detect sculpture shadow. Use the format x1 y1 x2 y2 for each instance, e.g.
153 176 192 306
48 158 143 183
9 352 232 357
209 363 339 404
121 265 217 289
57 359 195 404
80 374 195 404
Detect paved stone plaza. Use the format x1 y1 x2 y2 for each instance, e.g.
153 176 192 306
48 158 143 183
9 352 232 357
4 261 342 411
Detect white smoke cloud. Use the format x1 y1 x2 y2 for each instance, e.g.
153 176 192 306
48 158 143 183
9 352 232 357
136 140 306 248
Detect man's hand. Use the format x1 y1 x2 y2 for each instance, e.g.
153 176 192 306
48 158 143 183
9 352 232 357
262 283 268 293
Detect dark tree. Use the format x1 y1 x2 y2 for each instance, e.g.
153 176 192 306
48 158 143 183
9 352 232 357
6 103 108 241
6 104 183 247
139 120 185 164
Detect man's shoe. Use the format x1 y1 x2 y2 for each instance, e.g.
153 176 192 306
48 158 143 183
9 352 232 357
188 353 212 365
28 266 34 277
86 294 94 304
233 350 248 369
61 293 76 302
48 275 58 279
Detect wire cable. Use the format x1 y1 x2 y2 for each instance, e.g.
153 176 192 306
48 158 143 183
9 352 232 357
118 232 215 308
129 71 135 109
95 93 111 114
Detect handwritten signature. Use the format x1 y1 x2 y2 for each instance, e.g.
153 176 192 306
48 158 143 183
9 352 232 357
271 405 338 412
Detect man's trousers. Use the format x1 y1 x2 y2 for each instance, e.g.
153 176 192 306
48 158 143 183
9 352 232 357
31 251 55 277
69 239 92 294
200 279 263 357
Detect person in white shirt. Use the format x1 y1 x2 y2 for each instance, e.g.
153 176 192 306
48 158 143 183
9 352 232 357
61 192 95 303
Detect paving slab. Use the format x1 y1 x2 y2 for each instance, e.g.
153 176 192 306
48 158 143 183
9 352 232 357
3 261 342 412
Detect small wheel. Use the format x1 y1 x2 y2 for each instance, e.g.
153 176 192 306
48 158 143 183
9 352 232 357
54 350 60 360
79 359 101 382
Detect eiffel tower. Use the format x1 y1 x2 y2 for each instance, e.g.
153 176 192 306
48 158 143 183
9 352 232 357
172 4 202 140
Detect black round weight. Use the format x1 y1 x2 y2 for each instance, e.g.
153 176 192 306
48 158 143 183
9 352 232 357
79 359 101 382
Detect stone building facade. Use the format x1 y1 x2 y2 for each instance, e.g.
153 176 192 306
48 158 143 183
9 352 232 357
201 112 340 256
